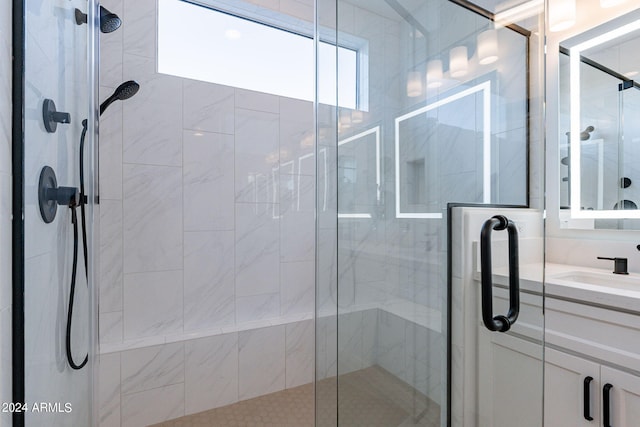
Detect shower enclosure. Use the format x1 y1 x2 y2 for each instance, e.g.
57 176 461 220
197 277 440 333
12 0 545 426
14 0 98 425
317 0 545 425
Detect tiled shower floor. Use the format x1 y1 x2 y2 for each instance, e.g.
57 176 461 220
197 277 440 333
151 366 440 427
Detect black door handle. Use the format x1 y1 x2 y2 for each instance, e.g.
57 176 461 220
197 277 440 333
480 215 520 332
584 376 594 421
603 383 613 427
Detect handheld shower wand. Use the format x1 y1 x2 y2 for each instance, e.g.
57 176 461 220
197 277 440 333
65 81 140 371
99 80 140 115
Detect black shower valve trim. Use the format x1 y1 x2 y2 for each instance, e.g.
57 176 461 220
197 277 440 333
43 99 71 133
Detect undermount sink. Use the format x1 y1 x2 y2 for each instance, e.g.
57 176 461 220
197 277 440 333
550 271 640 291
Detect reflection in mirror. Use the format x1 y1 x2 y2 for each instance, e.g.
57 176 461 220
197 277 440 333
395 82 492 219
337 127 381 219
559 9 640 229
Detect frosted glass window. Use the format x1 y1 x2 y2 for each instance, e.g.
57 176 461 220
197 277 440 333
158 0 358 108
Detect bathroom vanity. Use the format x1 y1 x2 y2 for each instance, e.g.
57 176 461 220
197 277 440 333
544 266 640 427
487 263 640 427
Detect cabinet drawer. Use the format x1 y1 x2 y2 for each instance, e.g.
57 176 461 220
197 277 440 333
545 298 640 372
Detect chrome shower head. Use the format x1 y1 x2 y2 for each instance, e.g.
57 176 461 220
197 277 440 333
75 6 122 34
100 81 140 116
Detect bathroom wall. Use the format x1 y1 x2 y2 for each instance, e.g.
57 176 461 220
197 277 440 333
97 0 316 425
0 1 11 425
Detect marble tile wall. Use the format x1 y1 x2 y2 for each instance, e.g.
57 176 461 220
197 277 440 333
98 0 316 425
99 320 314 427
99 0 316 343
0 0 10 424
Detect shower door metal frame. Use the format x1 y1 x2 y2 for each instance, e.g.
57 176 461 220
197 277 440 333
12 1 26 425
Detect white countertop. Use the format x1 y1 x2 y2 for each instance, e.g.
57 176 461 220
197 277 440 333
480 262 640 313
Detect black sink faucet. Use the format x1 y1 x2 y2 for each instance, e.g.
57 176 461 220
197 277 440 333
597 257 629 275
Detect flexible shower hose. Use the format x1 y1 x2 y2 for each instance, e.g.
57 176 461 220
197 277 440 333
65 121 89 371
66 204 88 370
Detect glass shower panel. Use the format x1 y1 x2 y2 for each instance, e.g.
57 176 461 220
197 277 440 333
21 1 97 425
619 85 640 212
324 0 544 426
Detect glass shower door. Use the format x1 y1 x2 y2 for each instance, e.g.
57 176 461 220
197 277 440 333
17 1 98 425
317 0 546 426
619 84 640 214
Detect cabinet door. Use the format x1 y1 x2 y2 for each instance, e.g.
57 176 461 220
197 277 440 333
477 332 543 427
600 366 640 427
544 348 600 426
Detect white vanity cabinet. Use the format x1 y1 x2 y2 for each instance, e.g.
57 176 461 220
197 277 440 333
544 294 640 427
544 348 600 426
545 349 640 427
600 366 640 427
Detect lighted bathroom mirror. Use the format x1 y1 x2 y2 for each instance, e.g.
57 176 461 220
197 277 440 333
559 9 640 228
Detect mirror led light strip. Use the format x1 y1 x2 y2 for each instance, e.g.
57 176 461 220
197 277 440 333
569 18 640 219
395 81 492 219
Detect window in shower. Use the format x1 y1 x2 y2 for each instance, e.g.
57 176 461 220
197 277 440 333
158 0 362 109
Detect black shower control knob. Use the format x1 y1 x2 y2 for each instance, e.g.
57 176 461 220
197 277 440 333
43 99 71 133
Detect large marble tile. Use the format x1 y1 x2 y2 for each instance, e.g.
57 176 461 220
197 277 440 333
99 87 123 200
183 80 234 135
495 128 527 205
285 320 314 388
316 315 338 381
24 253 72 373
183 130 234 231
280 210 315 263
99 311 123 344
121 383 184 427
236 293 280 324
99 353 121 427
280 174 315 262
281 261 314 316
234 109 280 203
121 342 185 394
235 203 279 297
99 199 123 313
123 270 183 339
337 311 364 375
279 97 314 169
122 54 183 167
184 231 235 331
362 308 377 368
123 0 156 59
123 164 182 273
376 311 406 380
236 88 279 113
185 333 238 415
405 323 443 405
99 19 123 89
238 325 286 400
494 29 528 135
280 173 315 215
